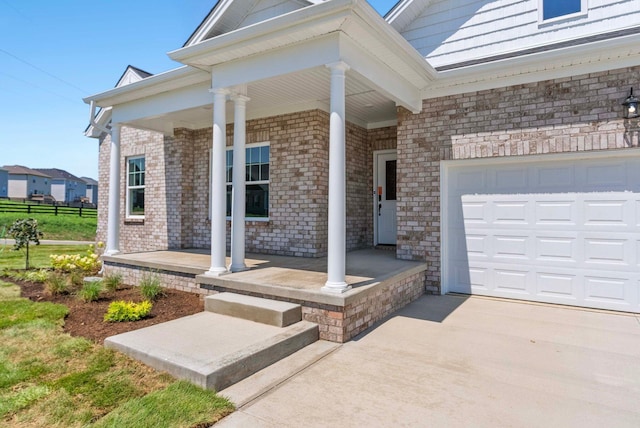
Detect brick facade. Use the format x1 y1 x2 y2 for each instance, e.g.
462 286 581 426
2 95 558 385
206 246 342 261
98 110 397 257
397 66 640 292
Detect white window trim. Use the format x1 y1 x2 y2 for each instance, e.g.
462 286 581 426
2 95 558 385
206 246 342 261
126 155 145 219
538 0 587 25
209 141 270 222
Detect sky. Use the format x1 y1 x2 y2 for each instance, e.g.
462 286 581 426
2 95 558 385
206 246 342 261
0 0 397 180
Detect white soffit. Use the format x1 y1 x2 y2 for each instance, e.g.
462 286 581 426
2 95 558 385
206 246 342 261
424 32 640 99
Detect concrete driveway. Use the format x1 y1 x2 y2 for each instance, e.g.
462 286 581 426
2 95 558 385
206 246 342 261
219 294 640 427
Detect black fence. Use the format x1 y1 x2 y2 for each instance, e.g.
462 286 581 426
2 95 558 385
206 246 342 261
0 201 97 218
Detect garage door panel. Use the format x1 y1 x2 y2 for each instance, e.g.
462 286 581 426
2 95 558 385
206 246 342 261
536 271 578 299
493 268 531 294
444 154 640 313
494 168 528 190
583 161 628 190
535 200 576 225
582 197 632 228
535 235 578 263
493 234 530 260
493 200 530 225
461 201 488 224
584 237 630 266
533 165 576 189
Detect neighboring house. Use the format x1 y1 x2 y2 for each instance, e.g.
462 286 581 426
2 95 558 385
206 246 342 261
0 167 8 198
3 165 51 199
81 177 99 205
35 168 86 203
85 0 640 316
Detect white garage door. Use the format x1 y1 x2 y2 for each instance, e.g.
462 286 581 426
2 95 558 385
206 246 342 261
443 153 640 313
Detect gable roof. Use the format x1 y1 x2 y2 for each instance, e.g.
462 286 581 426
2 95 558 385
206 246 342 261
34 168 83 181
3 165 51 178
81 177 98 185
184 0 322 47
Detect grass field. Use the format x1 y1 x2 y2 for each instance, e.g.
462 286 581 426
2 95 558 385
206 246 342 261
0 245 90 271
0 213 96 241
0 280 234 426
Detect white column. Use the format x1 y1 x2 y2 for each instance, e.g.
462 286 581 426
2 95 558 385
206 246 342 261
105 123 121 256
322 62 351 293
206 88 229 276
230 91 249 272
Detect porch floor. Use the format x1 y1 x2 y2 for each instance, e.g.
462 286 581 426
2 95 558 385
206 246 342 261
105 248 427 306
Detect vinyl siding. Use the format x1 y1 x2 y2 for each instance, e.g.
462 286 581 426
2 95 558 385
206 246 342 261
398 0 640 68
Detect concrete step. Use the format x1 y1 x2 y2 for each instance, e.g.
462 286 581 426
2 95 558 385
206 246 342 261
205 292 302 327
104 312 318 392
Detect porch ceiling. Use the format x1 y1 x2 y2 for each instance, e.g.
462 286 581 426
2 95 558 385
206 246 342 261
126 65 398 133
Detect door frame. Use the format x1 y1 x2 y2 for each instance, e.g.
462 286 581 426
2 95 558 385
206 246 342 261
373 149 397 246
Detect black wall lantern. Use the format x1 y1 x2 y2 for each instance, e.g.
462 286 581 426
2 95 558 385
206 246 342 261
622 87 639 119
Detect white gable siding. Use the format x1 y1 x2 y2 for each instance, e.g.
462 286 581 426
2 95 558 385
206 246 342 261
398 0 640 69
239 0 308 28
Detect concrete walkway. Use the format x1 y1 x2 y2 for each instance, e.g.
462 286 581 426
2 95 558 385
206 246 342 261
218 295 640 427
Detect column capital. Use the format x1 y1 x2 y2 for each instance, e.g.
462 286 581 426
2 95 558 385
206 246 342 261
209 87 230 97
110 122 122 131
326 61 350 74
230 94 250 104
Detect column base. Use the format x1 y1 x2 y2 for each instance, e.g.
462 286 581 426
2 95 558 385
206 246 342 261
104 249 120 256
203 267 229 277
229 263 248 273
321 281 352 294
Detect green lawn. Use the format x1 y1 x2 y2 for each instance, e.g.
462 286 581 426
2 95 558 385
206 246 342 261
0 280 234 427
0 245 90 271
0 213 96 241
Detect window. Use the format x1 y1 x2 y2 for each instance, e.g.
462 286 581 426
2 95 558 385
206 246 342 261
541 0 585 21
225 143 270 219
126 157 145 217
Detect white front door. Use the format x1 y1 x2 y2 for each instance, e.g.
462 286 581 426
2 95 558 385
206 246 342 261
375 151 397 245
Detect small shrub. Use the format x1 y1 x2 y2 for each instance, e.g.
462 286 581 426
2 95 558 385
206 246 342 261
24 269 50 283
103 273 123 292
50 245 101 274
139 273 164 301
45 272 70 296
104 301 153 322
77 280 103 303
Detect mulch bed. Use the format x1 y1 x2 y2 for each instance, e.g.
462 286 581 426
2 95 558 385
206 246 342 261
17 281 204 343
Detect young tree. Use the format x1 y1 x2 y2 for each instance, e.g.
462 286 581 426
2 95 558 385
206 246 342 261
8 218 44 269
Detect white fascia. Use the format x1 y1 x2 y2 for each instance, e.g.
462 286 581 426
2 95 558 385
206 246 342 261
425 32 640 99
83 66 210 108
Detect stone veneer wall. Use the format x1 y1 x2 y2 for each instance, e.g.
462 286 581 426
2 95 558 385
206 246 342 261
397 66 640 291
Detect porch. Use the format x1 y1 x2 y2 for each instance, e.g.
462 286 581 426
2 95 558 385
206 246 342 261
103 248 429 342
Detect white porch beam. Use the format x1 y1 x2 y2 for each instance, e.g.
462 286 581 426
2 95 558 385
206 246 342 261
339 34 422 113
206 88 229 277
111 82 212 125
322 61 351 294
105 124 121 256
230 89 249 272
211 34 340 89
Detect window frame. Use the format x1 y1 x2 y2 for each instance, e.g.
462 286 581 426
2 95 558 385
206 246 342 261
126 155 145 219
209 142 270 222
539 0 587 24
